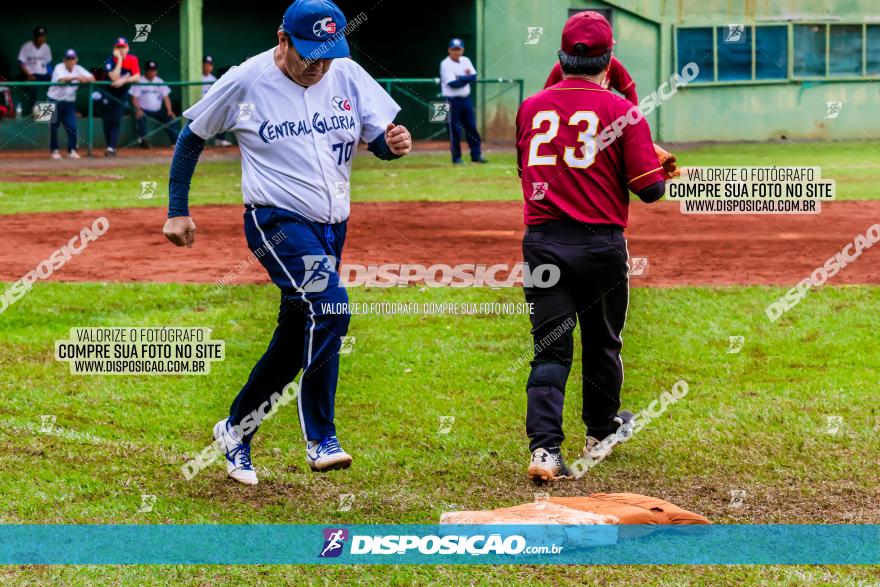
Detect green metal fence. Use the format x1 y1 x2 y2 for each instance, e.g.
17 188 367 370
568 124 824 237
375 78 524 141
0 77 523 153
0 80 205 155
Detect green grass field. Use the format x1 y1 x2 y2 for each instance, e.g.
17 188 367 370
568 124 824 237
1 140 878 214
1 283 879 584
2 141 879 584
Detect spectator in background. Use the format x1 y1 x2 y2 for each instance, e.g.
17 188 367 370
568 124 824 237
439 38 486 165
0 87 13 119
18 26 53 113
131 60 178 148
102 37 140 157
200 55 216 96
200 55 232 146
47 49 94 160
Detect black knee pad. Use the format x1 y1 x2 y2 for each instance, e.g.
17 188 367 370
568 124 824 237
527 361 571 393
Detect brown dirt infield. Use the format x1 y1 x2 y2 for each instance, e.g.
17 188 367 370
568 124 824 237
1 200 879 286
3 173 124 183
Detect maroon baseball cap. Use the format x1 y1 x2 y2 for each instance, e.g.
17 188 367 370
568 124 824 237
561 11 614 57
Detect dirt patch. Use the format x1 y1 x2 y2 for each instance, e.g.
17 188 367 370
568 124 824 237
4 173 123 183
0 148 238 174
1 200 879 286
0 142 461 175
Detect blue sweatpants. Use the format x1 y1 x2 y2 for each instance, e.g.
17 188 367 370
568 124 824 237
49 100 78 152
446 95 482 162
102 95 127 150
229 205 350 443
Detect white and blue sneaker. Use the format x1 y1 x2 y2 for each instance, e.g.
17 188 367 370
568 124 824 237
583 410 635 463
528 447 573 483
306 436 353 472
213 419 258 485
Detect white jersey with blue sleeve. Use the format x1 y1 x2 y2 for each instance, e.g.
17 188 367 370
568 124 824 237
183 49 400 224
440 56 476 98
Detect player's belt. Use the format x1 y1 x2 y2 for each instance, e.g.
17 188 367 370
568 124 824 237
525 220 622 239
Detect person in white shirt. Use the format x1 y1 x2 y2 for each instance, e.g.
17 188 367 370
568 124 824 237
200 55 216 96
18 25 53 112
439 38 486 165
161 0 412 485
200 55 232 146
46 49 94 159
130 60 179 147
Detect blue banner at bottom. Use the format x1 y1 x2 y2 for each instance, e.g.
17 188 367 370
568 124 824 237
0 525 878 564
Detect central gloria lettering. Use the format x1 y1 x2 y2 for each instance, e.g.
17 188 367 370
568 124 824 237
259 113 357 143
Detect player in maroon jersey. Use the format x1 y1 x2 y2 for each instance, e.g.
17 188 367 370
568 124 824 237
515 11 666 483
544 55 638 104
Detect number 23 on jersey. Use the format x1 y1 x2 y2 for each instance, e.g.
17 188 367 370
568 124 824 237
527 110 599 169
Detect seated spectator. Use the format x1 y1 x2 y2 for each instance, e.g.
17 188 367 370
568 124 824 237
0 86 13 118
47 49 94 159
130 60 179 148
18 25 53 113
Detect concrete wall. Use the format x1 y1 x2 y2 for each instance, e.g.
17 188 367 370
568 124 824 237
478 0 880 142
476 0 663 141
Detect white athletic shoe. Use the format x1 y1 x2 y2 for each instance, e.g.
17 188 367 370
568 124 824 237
213 418 258 485
306 436 352 472
215 139 232 147
51 150 61 160
68 150 81 159
527 447 573 483
583 411 635 462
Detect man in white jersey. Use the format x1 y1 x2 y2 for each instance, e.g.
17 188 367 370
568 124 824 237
439 38 486 165
200 55 216 97
18 26 53 112
162 0 412 486
131 60 179 147
200 55 232 147
47 49 94 159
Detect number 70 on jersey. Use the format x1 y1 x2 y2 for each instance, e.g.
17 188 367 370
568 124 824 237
332 141 355 165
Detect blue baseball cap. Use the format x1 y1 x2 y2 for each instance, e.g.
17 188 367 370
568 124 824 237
449 38 464 49
114 37 129 47
282 0 349 60
64 49 77 59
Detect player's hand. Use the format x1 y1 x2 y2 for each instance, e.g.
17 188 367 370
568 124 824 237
113 48 122 59
163 216 197 248
385 123 411 156
653 143 680 179
110 78 124 88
